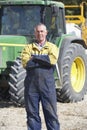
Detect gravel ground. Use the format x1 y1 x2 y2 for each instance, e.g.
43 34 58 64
0 96 87 130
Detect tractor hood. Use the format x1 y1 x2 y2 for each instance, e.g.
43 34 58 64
0 35 28 46
0 35 30 69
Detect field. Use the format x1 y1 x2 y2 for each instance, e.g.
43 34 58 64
0 95 87 130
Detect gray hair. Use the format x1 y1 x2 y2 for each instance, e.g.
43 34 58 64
34 23 47 32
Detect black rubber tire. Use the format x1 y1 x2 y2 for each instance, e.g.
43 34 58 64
9 57 26 106
56 43 87 102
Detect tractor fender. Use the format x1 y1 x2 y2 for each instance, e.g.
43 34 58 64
60 35 87 49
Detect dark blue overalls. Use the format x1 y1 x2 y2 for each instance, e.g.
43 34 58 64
24 54 60 130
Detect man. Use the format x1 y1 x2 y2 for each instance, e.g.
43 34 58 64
21 23 60 130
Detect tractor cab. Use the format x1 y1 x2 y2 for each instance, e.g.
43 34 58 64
0 3 66 42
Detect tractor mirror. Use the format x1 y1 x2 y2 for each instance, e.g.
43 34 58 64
51 5 59 16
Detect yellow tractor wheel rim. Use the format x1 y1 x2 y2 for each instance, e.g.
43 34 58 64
71 57 85 92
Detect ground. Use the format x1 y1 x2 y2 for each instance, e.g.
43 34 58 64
0 95 87 130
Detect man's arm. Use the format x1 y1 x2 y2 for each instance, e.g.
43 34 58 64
32 43 59 67
21 45 32 68
48 43 59 65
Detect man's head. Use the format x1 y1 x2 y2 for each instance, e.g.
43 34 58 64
34 23 48 44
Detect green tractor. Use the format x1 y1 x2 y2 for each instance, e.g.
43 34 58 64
0 0 87 105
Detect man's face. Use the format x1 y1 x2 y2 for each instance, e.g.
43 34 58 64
34 25 47 43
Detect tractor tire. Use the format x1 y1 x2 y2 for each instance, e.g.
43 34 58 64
9 57 26 106
57 43 87 102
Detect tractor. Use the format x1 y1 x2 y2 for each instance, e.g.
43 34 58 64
0 0 87 105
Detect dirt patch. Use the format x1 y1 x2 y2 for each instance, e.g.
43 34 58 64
59 99 87 130
0 96 87 130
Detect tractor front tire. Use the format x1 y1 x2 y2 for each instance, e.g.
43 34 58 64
9 57 26 106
